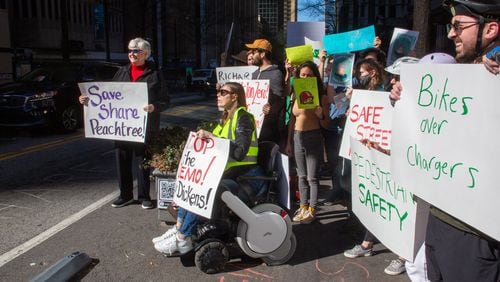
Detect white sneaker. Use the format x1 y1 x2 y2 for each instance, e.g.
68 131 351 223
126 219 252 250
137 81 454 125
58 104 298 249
154 234 193 256
151 227 177 244
384 259 406 275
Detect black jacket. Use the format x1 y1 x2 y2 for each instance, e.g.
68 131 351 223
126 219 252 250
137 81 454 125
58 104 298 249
112 61 169 136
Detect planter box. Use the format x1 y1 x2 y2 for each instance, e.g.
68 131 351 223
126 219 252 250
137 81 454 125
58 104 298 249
153 169 177 223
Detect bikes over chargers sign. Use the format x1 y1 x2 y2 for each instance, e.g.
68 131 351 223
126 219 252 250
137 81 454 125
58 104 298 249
78 82 148 143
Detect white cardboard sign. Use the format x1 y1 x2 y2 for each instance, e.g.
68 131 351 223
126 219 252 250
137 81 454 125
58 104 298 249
339 89 393 159
78 82 148 143
238 79 269 137
391 64 500 240
174 132 230 219
351 138 429 261
216 66 258 84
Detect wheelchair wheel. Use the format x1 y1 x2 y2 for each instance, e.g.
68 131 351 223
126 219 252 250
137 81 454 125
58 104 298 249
195 241 229 274
179 250 195 267
261 232 297 266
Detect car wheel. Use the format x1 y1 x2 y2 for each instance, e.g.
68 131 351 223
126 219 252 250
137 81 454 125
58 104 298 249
59 104 80 132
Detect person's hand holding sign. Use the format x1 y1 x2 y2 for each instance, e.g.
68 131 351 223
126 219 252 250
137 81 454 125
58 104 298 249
78 95 89 106
197 129 215 140
144 104 155 113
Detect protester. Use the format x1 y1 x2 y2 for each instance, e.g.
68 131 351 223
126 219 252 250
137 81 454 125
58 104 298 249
78 37 168 209
246 39 287 150
390 1 500 280
153 82 266 255
285 61 329 224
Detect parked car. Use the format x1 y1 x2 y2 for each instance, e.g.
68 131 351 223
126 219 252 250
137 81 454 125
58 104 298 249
191 68 216 97
0 62 120 132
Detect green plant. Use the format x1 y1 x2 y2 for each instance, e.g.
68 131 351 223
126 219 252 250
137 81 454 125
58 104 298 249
147 126 190 173
147 121 218 174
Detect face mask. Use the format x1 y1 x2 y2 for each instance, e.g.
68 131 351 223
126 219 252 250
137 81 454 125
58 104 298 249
358 75 372 88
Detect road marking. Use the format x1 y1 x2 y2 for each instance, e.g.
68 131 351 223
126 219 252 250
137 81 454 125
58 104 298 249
0 134 83 161
0 190 119 268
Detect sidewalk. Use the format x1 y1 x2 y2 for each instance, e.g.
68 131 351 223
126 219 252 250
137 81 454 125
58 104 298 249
0 177 411 281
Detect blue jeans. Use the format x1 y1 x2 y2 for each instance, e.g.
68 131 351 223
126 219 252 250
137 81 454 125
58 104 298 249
294 129 322 208
177 165 267 237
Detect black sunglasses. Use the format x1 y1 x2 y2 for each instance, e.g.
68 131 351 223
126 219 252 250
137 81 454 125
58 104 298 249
128 49 143 54
217 89 234 96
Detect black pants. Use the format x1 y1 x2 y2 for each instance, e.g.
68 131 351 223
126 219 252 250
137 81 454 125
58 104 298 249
425 213 500 282
115 141 151 201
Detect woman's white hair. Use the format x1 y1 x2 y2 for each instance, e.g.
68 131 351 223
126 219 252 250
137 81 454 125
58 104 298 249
128 37 151 59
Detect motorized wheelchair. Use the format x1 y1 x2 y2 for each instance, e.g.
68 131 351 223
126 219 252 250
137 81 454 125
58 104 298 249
179 141 297 274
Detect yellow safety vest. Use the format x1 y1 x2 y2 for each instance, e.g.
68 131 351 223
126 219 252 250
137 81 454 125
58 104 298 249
212 107 258 170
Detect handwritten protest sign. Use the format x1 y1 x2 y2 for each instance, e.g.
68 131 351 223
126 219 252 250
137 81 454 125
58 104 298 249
285 45 313 66
174 132 230 219
387 28 419 65
216 66 258 84
391 64 500 240
339 90 393 159
350 138 429 261
235 79 269 137
78 82 148 143
304 37 323 66
294 77 319 109
287 21 325 47
324 25 375 54
329 53 355 88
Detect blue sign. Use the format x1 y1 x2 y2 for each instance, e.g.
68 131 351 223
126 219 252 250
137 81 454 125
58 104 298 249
324 25 375 54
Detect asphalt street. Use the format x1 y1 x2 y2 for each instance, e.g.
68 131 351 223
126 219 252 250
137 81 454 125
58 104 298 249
0 90 411 281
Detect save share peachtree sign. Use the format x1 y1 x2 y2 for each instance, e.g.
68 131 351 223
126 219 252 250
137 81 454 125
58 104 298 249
78 82 148 143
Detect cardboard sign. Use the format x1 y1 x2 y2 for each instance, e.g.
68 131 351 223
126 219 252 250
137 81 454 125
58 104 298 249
324 25 375 54
174 132 230 219
78 82 148 143
278 154 291 210
339 90 393 159
329 53 355 88
216 66 258 84
391 64 500 240
294 77 319 109
236 80 269 137
285 45 314 66
387 28 419 65
304 37 324 66
350 138 429 261
287 21 325 47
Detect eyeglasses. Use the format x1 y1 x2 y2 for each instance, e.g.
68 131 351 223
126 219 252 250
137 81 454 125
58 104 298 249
446 21 479 34
128 49 143 54
217 89 233 96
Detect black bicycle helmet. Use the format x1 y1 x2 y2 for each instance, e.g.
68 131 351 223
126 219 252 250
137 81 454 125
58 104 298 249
443 0 500 57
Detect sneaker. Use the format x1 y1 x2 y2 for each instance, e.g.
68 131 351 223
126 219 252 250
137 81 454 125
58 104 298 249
384 259 406 275
292 208 306 222
300 208 315 224
154 234 193 256
152 227 177 244
141 200 154 209
111 198 134 208
343 244 373 258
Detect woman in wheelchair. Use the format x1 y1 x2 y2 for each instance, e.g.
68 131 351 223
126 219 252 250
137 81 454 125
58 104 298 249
153 82 267 256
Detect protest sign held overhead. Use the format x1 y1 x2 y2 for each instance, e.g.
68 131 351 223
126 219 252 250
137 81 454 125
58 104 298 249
78 82 148 143
329 53 355 88
387 28 419 65
287 21 325 47
391 64 500 240
339 89 393 159
324 25 375 54
304 37 323 66
174 132 230 219
285 45 314 66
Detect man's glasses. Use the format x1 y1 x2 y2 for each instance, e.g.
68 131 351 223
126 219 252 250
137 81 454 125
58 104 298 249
217 89 233 96
446 21 479 34
128 49 143 54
